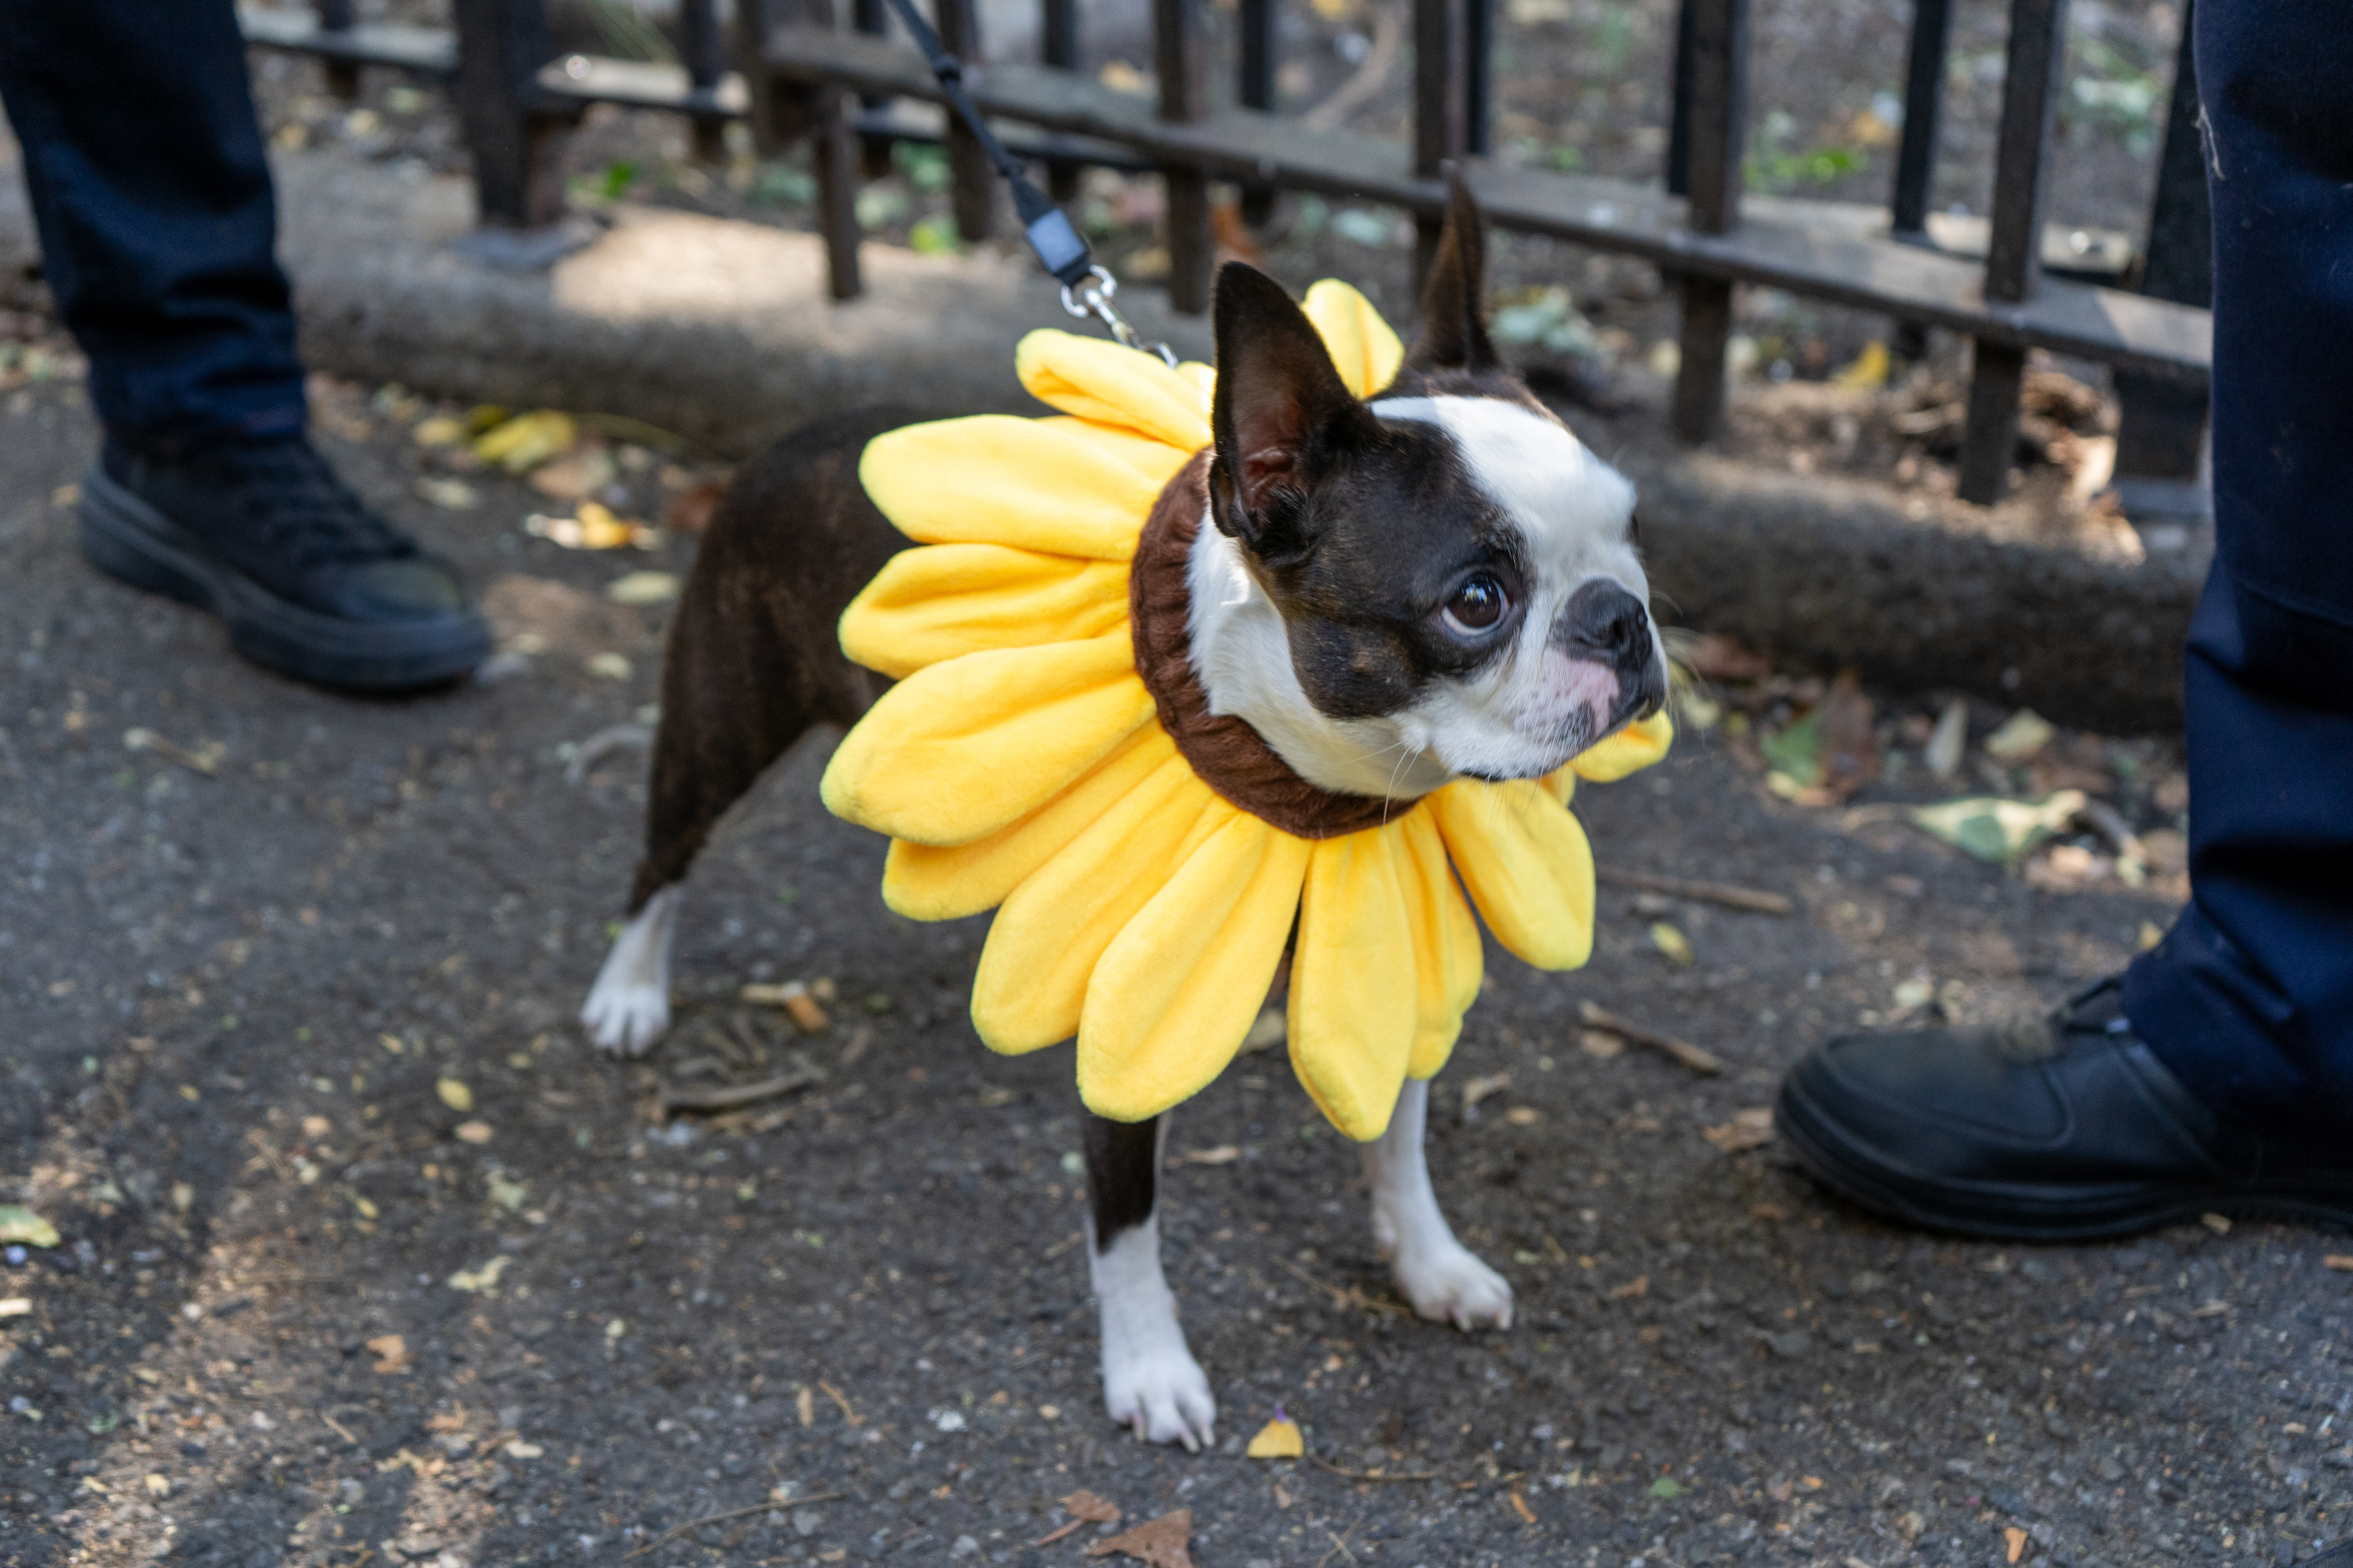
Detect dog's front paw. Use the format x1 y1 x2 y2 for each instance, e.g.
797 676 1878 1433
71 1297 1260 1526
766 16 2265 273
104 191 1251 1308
1391 1241 1514 1331
580 975 669 1056
1102 1337 1217 1452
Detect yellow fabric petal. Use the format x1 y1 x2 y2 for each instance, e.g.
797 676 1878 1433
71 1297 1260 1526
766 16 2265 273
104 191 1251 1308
970 760 1223 1054
1392 810 1482 1079
1427 779 1596 972
1288 829 1417 1141
860 416 1161 560
1570 709 1675 782
840 544 1130 679
1539 765 1577 807
1015 330 1214 453
821 631 1152 847
1039 416 1201 489
881 727 1177 920
1302 279 1406 399
1077 814 1311 1122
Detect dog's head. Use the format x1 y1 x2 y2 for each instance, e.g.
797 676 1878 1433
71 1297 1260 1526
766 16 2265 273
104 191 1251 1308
1202 178 1665 793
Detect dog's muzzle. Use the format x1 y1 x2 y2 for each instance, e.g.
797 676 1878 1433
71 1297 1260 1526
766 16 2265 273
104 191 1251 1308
1559 579 1666 725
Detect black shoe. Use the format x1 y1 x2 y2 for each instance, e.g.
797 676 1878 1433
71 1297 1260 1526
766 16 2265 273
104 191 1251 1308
1776 977 2353 1240
79 433 490 692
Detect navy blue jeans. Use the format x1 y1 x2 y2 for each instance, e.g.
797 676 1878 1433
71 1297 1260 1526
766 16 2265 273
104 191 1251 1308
0 0 306 446
2121 0 2353 1133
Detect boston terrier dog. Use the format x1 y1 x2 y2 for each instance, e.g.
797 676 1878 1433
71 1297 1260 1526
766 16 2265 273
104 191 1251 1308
581 181 1666 1450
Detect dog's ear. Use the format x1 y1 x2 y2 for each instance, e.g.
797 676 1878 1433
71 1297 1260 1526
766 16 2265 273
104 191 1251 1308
1402 172 1498 374
1208 262 1378 567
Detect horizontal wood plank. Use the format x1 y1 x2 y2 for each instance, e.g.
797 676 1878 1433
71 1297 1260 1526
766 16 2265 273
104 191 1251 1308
238 6 457 75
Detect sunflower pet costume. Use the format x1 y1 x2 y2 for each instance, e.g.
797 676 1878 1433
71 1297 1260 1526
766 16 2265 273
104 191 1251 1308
820 282 1670 1142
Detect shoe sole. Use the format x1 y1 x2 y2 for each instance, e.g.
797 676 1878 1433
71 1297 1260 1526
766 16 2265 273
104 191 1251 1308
79 465 490 694
1776 1072 2353 1242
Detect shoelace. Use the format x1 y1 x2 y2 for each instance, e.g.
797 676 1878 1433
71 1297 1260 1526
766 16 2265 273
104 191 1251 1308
216 440 416 570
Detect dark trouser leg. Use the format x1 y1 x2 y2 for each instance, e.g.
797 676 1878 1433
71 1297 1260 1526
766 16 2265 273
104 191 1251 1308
2120 0 2353 1134
0 0 305 445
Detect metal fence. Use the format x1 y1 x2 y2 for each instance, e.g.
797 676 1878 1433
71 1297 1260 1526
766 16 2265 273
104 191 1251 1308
239 0 2212 509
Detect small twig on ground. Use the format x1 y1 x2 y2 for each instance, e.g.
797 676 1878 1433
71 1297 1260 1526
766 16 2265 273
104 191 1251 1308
621 1493 844 1560
563 722 653 786
818 1380 861 1426
1576 1001 1724 1076
123 727 222 777
658 1067 823 1115
319 1412 359 1445
1596 867 1790 915
1042 1229 1086 1261
1276 1258 1412 1317
1308 1456 1444 1484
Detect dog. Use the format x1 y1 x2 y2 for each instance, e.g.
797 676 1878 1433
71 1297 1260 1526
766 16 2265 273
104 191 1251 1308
581 181 1667 1450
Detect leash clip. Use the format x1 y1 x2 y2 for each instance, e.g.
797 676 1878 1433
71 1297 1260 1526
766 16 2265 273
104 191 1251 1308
1060 266 1180 369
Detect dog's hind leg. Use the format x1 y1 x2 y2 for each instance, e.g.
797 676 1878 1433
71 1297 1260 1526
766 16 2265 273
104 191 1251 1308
1362 1079 1513 1329
1083 1111 1217 1450
581 410 913 1056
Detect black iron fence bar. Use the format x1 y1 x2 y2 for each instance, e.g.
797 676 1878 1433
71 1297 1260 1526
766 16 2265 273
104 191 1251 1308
1464 0 1494 156
1237 0 1277 223
240 5 457 77
1889 0 1953 238
1155 0 1215 314
935 0 999 240
451 0 579 226
2112 0 2211 504
678 0 729 157
1041 0 1083 200
1665 0 1695 196
1668 0 1748 444
1956 0 2067 504
316 0 364 97
752 23 2209 375
1412 0 1472 287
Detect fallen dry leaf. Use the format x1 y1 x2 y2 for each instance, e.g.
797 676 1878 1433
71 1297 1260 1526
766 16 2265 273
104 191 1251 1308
2324 1256 2353 1272
1577 1028 1625 1060
0 1206 60 1248
605 570 681 606
454 1120 493 1145
1818 669 1880 801
1173 1145 1242 1167
662 480 724 536
1704 1108 1776 1153
447 1257 509 1293
2005 1524 2029 1564
1749 1202 1789 1222
1063 1490 1122 1524
144 1474 170 1497
1460 1072 1511 1117
435 1078 474 1113
1984 709 2055 763
1503 1106 1542 1126
474 409 575 472
1510 1487 1536 1523
1246 1414 1303 1459
1649 921 1694 968
425 1411 467 1433
1683 634 1771 683
0 1298 31 1319
1086 1509 1192 1568
504 1439 543 1459
367 1334 411 1374
1608 1275 1650 1301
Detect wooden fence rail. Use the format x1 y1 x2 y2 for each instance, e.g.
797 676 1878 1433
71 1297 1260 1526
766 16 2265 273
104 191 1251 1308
237 0 2212 509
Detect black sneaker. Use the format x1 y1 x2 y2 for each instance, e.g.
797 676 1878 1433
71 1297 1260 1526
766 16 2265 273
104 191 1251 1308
79 433 490 692
1776 977 2353 1240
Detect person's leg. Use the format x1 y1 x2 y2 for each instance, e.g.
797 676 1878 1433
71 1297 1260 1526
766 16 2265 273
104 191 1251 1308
0 0 486 689
2118 0 2353 1135
1772 0 2353 1236
0 0 305 444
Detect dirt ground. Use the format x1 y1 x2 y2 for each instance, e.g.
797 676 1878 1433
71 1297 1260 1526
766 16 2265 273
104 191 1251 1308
4 334 2349 1568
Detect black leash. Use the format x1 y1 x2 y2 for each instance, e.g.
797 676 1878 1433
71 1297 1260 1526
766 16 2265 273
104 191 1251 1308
874 0 1178 365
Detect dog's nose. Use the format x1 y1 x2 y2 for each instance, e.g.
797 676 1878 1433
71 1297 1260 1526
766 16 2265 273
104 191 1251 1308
1562 580 1650 663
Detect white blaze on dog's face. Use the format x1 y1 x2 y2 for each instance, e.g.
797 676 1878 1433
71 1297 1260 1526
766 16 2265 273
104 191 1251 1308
1195 188 1666 801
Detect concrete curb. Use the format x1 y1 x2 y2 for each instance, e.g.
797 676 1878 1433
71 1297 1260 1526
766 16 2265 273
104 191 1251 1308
4 150 2199 730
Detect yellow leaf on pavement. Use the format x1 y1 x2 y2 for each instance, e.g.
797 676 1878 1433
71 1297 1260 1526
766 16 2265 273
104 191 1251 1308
435 1078 473 1112
1246 1414 1303 1459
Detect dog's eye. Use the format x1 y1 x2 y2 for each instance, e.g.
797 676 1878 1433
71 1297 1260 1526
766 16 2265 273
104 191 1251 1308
1443 575 1510 633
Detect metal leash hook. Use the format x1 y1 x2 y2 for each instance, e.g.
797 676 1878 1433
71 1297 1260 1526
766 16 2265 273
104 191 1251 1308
878 0 1180 367
1060 267 1179 369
